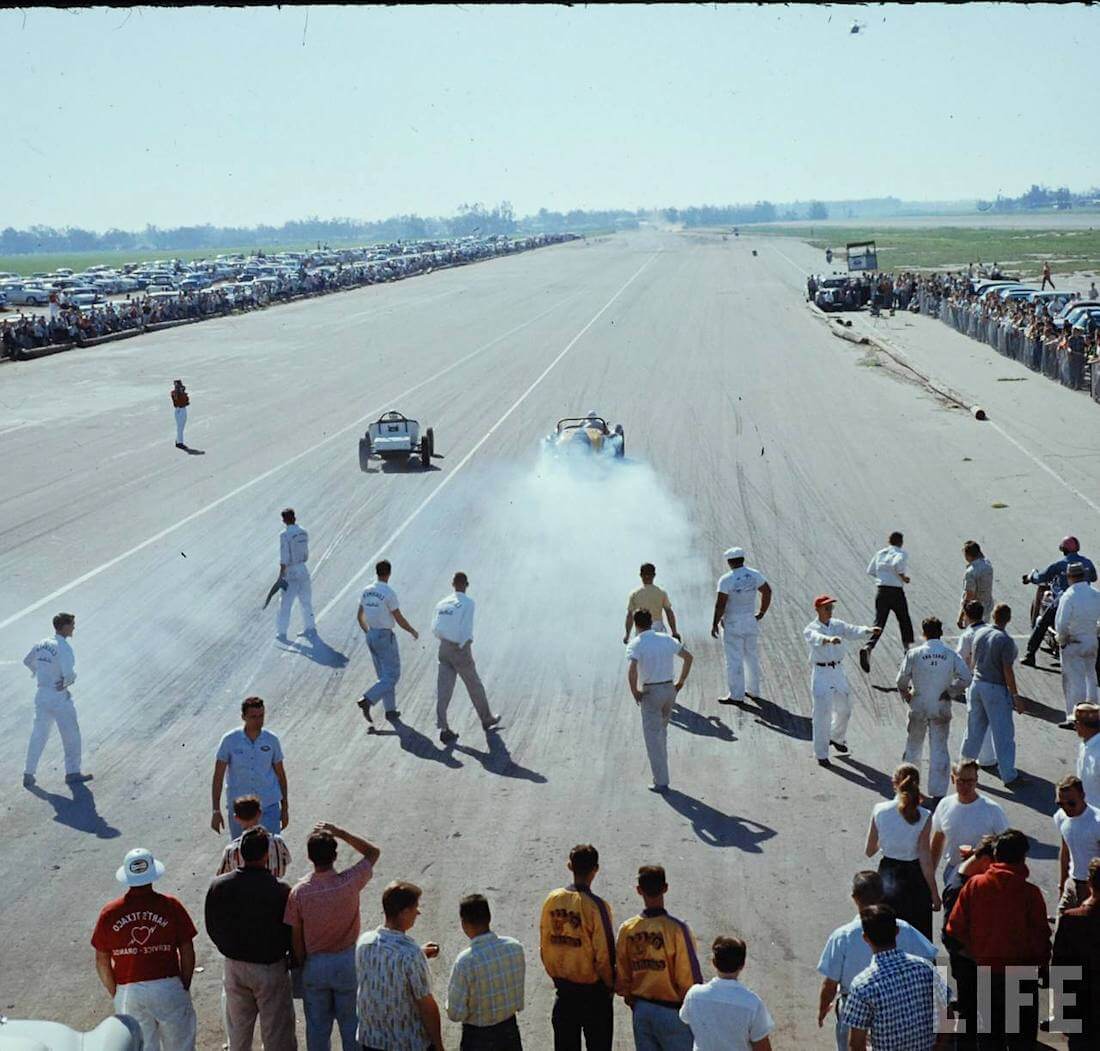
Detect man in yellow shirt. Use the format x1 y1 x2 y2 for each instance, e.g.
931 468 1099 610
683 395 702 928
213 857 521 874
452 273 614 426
616 865 702 1050
625 564 680 644
539 844 615 1050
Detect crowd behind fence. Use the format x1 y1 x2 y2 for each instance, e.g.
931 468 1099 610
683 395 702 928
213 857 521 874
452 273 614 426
0 234 578 361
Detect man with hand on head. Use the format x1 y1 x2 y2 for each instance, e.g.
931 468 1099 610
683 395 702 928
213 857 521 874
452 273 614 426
711 547 770 705
803 595 879 767
356 560 419 728
625 563 679 642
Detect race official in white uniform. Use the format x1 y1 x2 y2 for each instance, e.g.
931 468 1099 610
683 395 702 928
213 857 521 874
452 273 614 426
1054 563 1100 721
22 612 92 788
626 609 693 793
896 617 972 798
275 508 316 641
803 595 879 766
432 572 499 744
356 560 418 727
711 547 771 705
859 531 914 672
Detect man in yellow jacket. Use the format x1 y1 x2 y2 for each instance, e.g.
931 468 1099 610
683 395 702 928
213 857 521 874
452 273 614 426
615 865 702 1051
539 845 615 1050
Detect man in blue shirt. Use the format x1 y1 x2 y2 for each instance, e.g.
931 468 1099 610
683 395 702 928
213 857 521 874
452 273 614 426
1022 536 1097 666
211 697 289 838
817 872 937 1051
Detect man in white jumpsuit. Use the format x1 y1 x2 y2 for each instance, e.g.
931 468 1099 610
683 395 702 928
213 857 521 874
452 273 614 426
275 508 316 641
22 612 92 788
1054 563 1100 724
803 595 879 766
711 547 771 704
895 616 972 798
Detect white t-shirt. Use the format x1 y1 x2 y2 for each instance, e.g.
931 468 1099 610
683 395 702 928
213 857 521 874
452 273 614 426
679 977 774 1051
930 794 1009 886
1078 735 1100 807
1054 804 1100 881
872 799 930 862
626 630 684 686
432 592 475 646
717 567 766 620
360 580 399 630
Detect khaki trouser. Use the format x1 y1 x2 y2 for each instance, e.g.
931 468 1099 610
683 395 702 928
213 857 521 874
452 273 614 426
114 976 196 1051
223 958 297 1051
437 640 492 730
639 683 677 788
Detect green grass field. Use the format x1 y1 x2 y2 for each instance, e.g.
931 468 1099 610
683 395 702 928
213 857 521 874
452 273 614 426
752 226 1100 278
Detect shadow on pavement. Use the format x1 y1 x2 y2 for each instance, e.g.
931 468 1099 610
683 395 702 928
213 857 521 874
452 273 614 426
28 782 121 839
831 755 895 799
391 719 464 769
981 768 1057 816
660 789 776 852
729 694 812 742
1019 695 1069 726
455 732 547 783
182 446 205 456
670 704 735 742
280 631 349 669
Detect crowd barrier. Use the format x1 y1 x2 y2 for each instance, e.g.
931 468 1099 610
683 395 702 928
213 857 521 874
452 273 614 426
920 291 1097 404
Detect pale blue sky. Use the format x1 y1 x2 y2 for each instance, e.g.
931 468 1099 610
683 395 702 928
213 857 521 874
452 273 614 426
5 4 1096 229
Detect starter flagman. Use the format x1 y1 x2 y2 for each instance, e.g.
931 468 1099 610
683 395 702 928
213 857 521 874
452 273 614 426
711 546 771 704
803 596 879 766
276 508 316 641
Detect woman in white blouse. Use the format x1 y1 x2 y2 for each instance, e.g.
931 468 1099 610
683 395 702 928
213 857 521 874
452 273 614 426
865 763 941 938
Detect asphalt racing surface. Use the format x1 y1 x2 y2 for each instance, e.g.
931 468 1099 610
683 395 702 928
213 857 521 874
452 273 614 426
2 230 1093 1047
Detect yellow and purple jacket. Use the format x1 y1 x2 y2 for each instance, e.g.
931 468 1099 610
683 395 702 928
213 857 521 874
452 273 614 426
615 907 703 1007
539 883 616 991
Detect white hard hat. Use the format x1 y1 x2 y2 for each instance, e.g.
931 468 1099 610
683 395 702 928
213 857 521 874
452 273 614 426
116 847 166 887
724 547 745 560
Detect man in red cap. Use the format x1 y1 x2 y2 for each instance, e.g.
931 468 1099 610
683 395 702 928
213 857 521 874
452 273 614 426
803 596 879 766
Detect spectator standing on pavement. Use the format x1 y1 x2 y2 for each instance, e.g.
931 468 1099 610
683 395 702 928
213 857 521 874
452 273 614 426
859 531 914 673
929 761 1009 895
446 893 526 1050
211 697 289 838
92 848 197 1051
277 508 317 643
895 617 972 798
1054 563 1100 725
356 881 443 1051
816 871 936 1051
1051 856 1100 1051
217 794 292 879
802 595 880 767
22 611 92 788
539 843 616 1051
285 823 380 1051
1054 775 1100 913
433 572 500 745
944 829 1051 1048
625 563 679 642
838 905 947 1051
865 764 940 938
956 601 997 769
205 827 297 1051
615 865 702 1051
679 936 773 1051
959 604 1027 788
1021 536 1097 668
711 547 771 705
171 379 189 449
1076 703 1100 801
626 610 694 794
356 561 419 728
958 541 994 629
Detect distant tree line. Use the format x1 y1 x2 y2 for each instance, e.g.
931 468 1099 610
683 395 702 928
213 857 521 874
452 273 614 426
978 184 1100 213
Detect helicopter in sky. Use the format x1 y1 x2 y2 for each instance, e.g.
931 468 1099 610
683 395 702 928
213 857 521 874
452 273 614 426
850 20 867 34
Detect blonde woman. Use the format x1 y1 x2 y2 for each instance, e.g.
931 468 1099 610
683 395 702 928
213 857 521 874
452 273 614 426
865 763 941 938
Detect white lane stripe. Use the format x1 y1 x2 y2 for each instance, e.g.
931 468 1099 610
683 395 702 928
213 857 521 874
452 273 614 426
317 252 659 622
0 294 579 634
765 240 1100 522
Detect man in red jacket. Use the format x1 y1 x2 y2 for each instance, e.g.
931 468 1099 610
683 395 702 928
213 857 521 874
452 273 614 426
945 829 1050 1048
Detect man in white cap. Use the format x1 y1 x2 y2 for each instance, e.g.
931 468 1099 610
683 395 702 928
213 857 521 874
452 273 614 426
803 596 880 766
276 508 316 643
92 848 198 1051
22 611 92 788
711 547 771 705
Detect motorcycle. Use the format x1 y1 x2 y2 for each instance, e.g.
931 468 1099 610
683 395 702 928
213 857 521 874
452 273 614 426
1026 578 1060 660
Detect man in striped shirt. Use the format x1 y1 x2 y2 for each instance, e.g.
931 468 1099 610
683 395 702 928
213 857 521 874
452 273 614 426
217 796 292 879
446 894 525 1049
616 865 702 1051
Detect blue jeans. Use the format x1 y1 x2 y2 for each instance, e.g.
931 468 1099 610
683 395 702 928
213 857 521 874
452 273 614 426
834 1017 849 1051
302 949 357 1051
227 802 282 840
960 680 1017 783
631 1000 693 1051
363 629 401 713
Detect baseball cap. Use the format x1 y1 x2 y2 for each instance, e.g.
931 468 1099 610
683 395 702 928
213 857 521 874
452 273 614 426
116 847 166 887
813 594 838 609
723 547 745 560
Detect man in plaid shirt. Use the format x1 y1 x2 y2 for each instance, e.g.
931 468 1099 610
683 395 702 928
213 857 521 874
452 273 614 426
217 796 292 879
447 893 525 1049
840 905 947 1051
